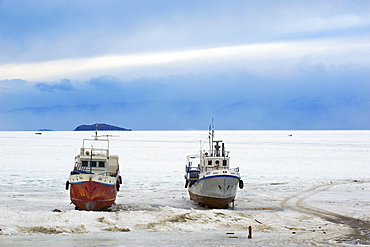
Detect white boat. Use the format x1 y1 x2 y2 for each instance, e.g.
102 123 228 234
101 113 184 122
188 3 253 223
185 124 243 209
65 125 122 211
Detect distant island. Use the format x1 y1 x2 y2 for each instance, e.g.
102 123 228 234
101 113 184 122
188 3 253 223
74 123 132 131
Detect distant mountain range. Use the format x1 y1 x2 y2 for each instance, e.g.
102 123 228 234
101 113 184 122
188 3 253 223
268 96 370 129
3 96 370 130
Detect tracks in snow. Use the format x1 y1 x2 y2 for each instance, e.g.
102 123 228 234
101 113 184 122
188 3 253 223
281 181 370 245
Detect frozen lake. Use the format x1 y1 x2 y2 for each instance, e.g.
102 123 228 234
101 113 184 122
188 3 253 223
0 130 369 246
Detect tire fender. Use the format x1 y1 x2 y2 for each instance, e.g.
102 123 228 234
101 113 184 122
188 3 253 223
239 180 244 189
116 181 120 191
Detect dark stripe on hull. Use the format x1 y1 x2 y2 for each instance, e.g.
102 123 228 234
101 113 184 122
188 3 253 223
197 174 240 182
70 181 117 211
189 190 235 209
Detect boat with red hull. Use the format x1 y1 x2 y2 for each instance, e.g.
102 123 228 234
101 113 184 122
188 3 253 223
185 123 243 209
66 126 122 211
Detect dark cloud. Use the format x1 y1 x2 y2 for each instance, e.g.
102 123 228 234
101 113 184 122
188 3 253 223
0 79 27 91
86 75 122 90
35 79 74 92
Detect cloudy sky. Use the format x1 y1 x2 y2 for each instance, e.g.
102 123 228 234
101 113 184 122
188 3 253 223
1 0 370 130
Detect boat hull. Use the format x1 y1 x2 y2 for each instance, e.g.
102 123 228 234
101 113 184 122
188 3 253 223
70 179 117 211
188 175 239 209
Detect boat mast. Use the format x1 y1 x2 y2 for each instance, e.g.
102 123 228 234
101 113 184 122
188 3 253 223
199 140 201 157
90 123 98 173
89 145 93 174
210 118 214 156
95 123 98 140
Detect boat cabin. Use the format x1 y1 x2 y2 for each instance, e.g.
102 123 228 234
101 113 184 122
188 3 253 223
72 138 119 176
199 140 230 172
185 140 231 181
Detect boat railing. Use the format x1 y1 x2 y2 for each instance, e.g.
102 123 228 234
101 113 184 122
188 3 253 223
71 162 92 174
98 171 117 177
199 166 239 173
187 169 200 179
80 147 109 156
185 161 200 179
231 167 239 172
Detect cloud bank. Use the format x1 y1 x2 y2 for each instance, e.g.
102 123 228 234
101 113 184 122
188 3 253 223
1 70 370 130
1 37 370 81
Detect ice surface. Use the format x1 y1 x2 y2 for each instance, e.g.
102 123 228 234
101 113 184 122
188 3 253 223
0 130 369 246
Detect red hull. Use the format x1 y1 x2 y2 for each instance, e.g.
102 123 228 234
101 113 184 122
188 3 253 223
189 190 235 209
70 181 117 211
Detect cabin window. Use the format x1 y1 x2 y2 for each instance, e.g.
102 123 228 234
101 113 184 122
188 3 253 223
223 160 227 166
215 160 220 165
81 161 88 167
91 161 97 167
98 161 105 167
208 160 212 166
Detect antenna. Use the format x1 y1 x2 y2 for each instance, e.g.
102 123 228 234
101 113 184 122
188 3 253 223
208 122 212 155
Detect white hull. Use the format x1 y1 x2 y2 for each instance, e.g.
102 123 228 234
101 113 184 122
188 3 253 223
188 174 239 208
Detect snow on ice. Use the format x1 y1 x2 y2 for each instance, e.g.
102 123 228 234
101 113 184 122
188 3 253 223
0 130 369 246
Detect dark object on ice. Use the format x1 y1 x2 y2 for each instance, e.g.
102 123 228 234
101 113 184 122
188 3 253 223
52 209 62 212
248 226 252 239
74 123 131 131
